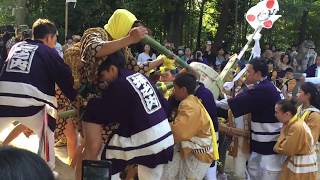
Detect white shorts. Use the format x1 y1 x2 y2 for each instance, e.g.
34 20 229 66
162 145 211 180
246 152 284 180
0 109 55 169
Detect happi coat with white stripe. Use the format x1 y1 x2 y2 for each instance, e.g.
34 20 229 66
228 78 284 177
274 118 318 180
83 68 174 175
0 40 76 124
228 78 282 155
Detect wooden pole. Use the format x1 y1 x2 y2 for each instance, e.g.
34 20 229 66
65 2 68 43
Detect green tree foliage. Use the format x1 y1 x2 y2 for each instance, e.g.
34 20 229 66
1 0 319 53
0 0 15 26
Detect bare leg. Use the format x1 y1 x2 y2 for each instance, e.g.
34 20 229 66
63 118 77 164
70 139 84 169
75 121 102 180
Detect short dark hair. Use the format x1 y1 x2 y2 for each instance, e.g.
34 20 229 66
98 50 125 74
276 99 297 115
300 82 320 109
174 72 197 95
0 147 54 180
285 67 294 73
32 19 57 39
249 57 268 77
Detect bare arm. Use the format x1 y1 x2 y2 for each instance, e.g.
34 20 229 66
148 58 164 70
219 122 250 138
96 26 148 58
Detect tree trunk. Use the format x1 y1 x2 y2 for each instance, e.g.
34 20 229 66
167 0 185 47
196 0 206 50
15 0 27 25
212 0 233 53
297 9 309 45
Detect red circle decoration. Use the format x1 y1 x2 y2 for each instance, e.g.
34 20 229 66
247 15 256 22
263 20 273 28
266 0 275 9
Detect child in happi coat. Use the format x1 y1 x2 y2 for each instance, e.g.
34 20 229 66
297 82 320 174
163 72 219 180
274 99 318 180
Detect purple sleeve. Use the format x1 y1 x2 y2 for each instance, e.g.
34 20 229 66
198 92 219 131
46 49 77 101
228 89 258 118
83 80 128 124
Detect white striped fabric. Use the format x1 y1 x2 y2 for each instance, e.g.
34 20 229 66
0 81 57 108
107 119 172 148
105 134 174 161
0 96 45 107
251 122 282 133
181 136 212 150
251 133 279 142
287 152 318 174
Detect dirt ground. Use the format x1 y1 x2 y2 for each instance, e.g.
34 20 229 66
55 147 75 180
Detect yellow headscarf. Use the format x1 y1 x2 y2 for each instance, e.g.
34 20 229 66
104 9 137 40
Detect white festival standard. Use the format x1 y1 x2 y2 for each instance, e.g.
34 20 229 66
245 0 281 29
223 0 281 91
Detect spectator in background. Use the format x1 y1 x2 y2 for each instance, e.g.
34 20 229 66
189 51 207 65
72 35 81 43
203 41 215 67
63 36 73 52
0 147 54 180
177 48 184 58
137 44 156 65
215 47 226 72
305 55 320 78
55 31 63 58
278 53 292 78
279 68 296 99
267 59 278 85
182 47 192 62
290 45 298 59
273 50 282 69
263 49 273 62
225 51 231 61
5 25 28 53
290 46 299 72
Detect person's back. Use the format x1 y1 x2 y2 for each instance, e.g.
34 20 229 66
0 19 76 174
0 30 76 117
83 52 173 179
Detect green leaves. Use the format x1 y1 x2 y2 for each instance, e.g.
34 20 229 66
1 0 319 52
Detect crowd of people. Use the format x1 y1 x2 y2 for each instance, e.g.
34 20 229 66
0 8 319 180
